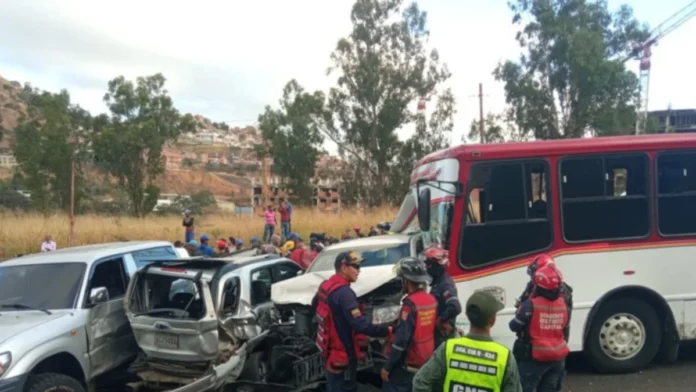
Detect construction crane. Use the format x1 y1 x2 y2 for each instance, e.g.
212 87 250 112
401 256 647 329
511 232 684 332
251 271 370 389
623 0 696 135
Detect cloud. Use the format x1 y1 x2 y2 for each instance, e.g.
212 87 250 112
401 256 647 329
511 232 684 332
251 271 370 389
0 0 694 148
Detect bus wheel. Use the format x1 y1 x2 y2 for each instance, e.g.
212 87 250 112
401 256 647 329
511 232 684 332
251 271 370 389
585 298 661 373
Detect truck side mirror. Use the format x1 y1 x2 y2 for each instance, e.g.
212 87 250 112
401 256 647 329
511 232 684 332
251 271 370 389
89 287 109 305
418 188 431 232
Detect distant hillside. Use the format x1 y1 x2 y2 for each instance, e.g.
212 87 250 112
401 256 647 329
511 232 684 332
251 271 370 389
0 73 341 205
0 74 27 149
157 170 247 198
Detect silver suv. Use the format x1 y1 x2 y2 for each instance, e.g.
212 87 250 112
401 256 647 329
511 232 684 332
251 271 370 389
0 241 180 392
124 254 303 392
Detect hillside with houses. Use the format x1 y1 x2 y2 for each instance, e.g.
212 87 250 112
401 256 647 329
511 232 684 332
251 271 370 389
0 74 346 211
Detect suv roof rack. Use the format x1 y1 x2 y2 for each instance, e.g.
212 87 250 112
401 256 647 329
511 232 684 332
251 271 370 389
143 253 282 271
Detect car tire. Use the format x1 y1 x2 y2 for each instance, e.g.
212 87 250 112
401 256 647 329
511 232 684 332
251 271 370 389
239 352 268 382
585 298 662 374
25 373 86 392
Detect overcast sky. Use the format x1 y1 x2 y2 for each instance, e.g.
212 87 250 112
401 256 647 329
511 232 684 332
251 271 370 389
1 0 694 151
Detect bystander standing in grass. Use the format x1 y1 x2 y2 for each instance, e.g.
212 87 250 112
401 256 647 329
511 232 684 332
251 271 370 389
40 235 56 252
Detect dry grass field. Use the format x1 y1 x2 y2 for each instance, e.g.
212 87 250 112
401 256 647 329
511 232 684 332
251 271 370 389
0 207 398 258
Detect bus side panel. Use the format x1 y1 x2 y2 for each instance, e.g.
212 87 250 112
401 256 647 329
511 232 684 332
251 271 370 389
453 242 695 352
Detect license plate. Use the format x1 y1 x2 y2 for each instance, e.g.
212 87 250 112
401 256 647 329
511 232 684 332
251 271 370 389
154 333 179 349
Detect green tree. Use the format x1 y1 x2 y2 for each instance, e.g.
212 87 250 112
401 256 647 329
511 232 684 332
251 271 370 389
258 80 325 204
496 0 649 139
465 112 530 144
91 74 194 217
391 90 456 200
13 89 91 212
158 190 217 215
315 0 454 205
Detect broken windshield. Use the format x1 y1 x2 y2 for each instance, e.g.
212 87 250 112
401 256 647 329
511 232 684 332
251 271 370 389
130 273 205 320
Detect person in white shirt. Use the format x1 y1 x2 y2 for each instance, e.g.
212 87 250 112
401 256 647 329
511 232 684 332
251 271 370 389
40 235 57 252
173 240 190 258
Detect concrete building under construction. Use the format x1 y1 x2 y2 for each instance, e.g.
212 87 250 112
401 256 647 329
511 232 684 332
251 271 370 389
649 109 696 133
250 178 341 210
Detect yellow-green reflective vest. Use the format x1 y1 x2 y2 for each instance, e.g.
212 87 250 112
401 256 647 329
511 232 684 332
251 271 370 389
443 336 509 392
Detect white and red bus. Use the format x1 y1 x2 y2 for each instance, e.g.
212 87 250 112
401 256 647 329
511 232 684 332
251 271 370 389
393 133 696 373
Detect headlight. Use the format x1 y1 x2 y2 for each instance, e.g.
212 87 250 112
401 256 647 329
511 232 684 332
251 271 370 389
0 352 11 377
371 305 401 324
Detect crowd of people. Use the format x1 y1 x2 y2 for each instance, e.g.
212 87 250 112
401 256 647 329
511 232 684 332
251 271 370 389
172 230 330 269
176 204 393 268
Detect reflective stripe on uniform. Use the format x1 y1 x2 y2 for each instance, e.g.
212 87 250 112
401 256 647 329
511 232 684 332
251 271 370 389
443 336 509 392
532 342 568 352
532 304 567 311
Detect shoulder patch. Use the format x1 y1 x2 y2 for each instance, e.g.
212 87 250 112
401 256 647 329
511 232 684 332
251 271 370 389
401 309 409 321
443 290 450 297
351 308 362 318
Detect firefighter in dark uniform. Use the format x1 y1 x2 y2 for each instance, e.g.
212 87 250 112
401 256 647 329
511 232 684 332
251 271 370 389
510 265 570 392
381 257 437 392
516 254 573 341
423 247 462 348
314 251 392 392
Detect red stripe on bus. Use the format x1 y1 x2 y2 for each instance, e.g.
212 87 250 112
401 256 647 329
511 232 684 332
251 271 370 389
451 239 696 282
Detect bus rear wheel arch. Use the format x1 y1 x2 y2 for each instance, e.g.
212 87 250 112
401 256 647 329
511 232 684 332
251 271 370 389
583 287 677 373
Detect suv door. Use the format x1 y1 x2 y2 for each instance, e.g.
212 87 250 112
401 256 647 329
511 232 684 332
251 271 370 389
85 256 135 377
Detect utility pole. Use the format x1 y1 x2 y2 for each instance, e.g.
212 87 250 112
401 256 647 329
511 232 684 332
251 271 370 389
478 83 485 143
68 137 79 247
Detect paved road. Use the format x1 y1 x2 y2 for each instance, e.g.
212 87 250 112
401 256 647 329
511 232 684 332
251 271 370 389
562 345 696 392
110 344 696 391
355 345 696 392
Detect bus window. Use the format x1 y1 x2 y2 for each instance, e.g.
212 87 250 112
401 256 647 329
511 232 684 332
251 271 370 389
657 151 696 236
560 154 650 242
460 160 552 268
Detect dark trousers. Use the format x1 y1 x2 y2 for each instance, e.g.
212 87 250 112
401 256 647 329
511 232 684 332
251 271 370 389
382 368 413 392
281 222 290 242
519 358 566 392
263 224 275 243
326 370 357 392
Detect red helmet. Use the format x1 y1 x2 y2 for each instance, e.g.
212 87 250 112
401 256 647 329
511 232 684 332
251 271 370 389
353 225 361 232
527 254 554 276
217 239 227 250
533 265 561 291
423 247 449 266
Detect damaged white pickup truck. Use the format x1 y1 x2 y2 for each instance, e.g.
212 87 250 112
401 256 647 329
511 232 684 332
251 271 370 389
123 254 303 392
260 234 423 390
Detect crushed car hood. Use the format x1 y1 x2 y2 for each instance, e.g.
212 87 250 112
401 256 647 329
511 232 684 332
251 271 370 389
272 265 398 306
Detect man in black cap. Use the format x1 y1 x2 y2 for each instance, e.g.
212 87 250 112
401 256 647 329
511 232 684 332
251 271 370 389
412 291 522 392
313 251 392 392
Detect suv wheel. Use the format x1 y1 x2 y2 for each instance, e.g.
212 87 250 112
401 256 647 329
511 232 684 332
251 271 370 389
25 373 85 392
240 352 268 382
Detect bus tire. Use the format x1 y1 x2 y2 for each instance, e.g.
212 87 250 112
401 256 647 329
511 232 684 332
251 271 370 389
585 298 661 374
